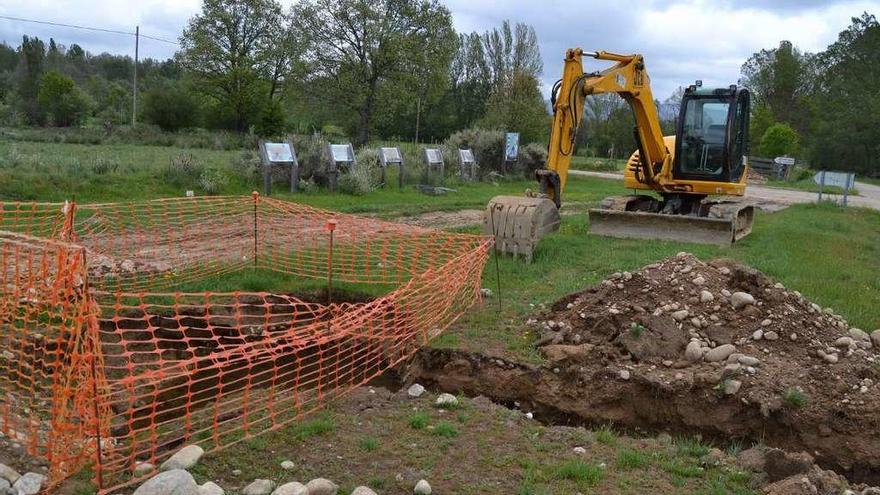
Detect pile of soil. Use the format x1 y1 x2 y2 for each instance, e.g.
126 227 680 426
535 253 880 477
407 253 880 485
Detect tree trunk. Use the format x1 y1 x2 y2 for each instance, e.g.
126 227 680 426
356 81 378 146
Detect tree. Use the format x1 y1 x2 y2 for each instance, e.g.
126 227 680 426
293 0 457 145
809 12 880 175
740 40 813 134
178 0 293 131
479 71 549 144
36 71 90 126
15 36 46 124
254 98 286 136
141 82 200 131
758 122 800 158
480 20 542 86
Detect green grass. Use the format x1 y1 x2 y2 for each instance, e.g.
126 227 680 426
553 459 604 486
432 421 459 437
408 412 430 430
782 387 808 408
569 155 627 172
595 426 618 446
615 448 652 469
358 436 379 452
675 437 712 458
287 413 336 441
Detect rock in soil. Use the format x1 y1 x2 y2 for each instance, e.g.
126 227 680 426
350 487 378 495
435 393 458 408
160 445 205 471
271 482 307 495
133 470 199 495
0 464 20 484
11 473 46 495
199 481 225 495
242 479 275 495
305 478 338 495
414 479 432 494
407 383 426 398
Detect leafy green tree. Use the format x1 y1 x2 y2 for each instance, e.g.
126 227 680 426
254 98 286 137
479 71 549 144
749 104 774 152
141 82 199 131
178 0 293 131
15 36 46 124
293 0 457 145
740 40 814 134
758 122 800 158
36 71 90 126
810 12 880 175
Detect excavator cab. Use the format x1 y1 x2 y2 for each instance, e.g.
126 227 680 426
674 84 750 184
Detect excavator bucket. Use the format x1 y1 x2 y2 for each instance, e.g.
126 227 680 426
589 198 754 246
484 196 561 262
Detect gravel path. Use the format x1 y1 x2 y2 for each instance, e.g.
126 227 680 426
570 170 880 212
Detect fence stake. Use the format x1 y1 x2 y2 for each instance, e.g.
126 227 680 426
818 171 825 202
252 191 259 269
843 173 851 207
489 207 502 314
326 219 337 306
81 248 104 491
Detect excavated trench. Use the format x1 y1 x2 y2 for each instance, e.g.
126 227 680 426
400 347 880 486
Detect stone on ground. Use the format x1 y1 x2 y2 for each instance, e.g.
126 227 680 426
730 292 755 309
700 290 714 302
705 344 737 363
764 449 814 482
243 479 275 495
305 478 338 495
435 393 458 407
0 465 20 485
12 473 47 495
350 487 378 495
272 482 307 495
134 462 156 477
0 479 9 492
407 383 426 398
199 481 225 495
160 445 205 471
280 460 296 471
871 330 880 348
133 470 199 495
414 479 432 495
685 341 703 362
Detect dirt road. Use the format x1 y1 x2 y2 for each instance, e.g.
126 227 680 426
570 170 880 212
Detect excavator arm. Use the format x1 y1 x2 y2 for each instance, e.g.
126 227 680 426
540 49 671 206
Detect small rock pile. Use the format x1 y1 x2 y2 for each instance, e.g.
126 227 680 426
130 436 435 495
0 463 47 495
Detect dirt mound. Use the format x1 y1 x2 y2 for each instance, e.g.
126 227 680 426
531 252 880 479
407 253 880 484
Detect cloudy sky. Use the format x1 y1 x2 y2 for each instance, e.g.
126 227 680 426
0 0 876 98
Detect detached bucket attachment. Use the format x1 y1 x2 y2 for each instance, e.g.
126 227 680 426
484 196 560 262
589 198 754 246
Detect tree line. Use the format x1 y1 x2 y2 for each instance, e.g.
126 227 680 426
0 0 549 147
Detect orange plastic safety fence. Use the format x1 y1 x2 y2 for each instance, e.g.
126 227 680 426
0 196 492 494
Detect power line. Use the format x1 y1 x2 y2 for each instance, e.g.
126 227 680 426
0 14 179 45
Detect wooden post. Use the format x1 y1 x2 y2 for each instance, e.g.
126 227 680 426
258 140 272 196
287 136 299 193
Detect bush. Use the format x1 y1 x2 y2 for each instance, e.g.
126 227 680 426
444 127 547 179
517 142 547 179
759 122 800 158
37 71 91 127
141 83 200 132
198 169 230 195
163 153 204 187
338 160 378 196
254 99 286 137
229 150 261 184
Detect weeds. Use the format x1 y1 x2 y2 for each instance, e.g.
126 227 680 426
432 421 459 437
408 412 430 430
358 436 378 452
595 425 617 446
629 322 645 338
288 414 335 441
553 459 603 486
616 448 652 469
675 437 711 458
783 387 808 408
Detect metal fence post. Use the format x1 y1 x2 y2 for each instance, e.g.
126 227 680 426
252 191 259 269
818 171 825 202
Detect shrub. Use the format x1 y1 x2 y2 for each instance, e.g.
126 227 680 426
759 122 800 158
254 99 286 137
408 412 430 430
338 164 377 196
517 142 547 179
782 387 807 408
91 156 119 175
432 421 458 437
553 460 603 486
141 83 200 132
198 169 230 195
358 436 378 452
163 153 204 187
444 127 547 179
37 71 90 127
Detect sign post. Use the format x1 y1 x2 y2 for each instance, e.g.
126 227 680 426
258 139 299 196
379 147 405 189
422 148 444 185
459 149 477 181
327 143 356 193
813 170 856 206
503 132 519 175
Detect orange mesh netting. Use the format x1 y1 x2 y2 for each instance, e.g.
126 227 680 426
0 195 492 493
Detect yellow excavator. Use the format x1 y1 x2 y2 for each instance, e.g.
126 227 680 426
484 49 754 259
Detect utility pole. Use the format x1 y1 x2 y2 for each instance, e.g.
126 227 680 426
132 25 139 126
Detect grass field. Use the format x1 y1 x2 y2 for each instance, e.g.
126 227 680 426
765 176 858 196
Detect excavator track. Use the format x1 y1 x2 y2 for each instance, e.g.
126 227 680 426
588 195 754 246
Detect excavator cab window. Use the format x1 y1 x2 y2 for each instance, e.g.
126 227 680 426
673 87 749 183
